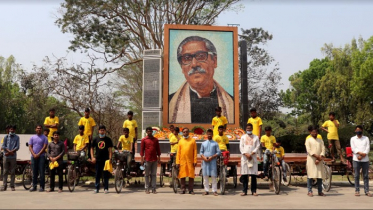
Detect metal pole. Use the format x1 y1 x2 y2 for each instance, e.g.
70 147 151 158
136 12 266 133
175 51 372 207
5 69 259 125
240 40 248 129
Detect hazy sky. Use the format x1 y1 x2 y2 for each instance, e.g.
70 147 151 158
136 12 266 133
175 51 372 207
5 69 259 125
1 0 372 91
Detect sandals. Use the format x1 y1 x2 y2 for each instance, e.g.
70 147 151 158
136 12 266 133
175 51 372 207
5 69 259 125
189 191 195 195
365 192 373 197
252 192 258 196
179 191 185 194
202 192 209 196
240 192 247 196
307 192 313 197
213 192 218 196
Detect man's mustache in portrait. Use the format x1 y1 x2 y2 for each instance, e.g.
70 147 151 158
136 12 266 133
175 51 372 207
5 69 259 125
188 66 207 76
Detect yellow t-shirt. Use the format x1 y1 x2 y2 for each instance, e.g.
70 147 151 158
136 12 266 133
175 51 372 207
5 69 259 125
212 116 228 136
274 146 285 158
47 136 52 143
123 119 138 138
73 134 89 151
44 116 59 137
260 135 276 150
169 134 179 153
78 117 96 136
322 120 339 140
118 135 133 151
213 135 229 151
247 117 263 136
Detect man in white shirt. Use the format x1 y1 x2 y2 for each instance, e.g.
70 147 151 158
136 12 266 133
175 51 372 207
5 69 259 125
350 125 372 197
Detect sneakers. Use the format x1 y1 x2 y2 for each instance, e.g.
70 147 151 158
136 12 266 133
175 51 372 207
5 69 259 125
93 189 98 194
104 189 108 194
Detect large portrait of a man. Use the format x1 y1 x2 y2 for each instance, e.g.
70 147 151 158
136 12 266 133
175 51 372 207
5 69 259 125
163 25 239 128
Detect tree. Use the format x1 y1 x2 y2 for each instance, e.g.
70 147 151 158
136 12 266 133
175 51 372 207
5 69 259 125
55 0 242 121
240 28 282 120
280 58 330 125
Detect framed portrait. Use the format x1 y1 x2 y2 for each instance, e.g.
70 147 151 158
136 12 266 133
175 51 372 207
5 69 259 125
163 24 239 129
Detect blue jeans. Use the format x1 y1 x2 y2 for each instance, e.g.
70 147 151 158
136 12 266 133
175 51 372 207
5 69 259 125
307 178 322 193
275 157 287 175
95 160 110 191
353 161 369 193
263 149 271 177
31 156 46 189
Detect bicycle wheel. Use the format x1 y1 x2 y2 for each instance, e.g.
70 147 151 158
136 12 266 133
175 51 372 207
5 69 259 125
346 166 355 185
114 166 124 193
172 166 179 193
272 167 281 194
220 166 226 195
322 165 332 192
232 165 237 188
282 163 291 186
22 163 33 190
159 164 164 187
67 165 79 192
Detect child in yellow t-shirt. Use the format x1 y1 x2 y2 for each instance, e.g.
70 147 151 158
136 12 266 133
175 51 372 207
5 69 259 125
274 139 287 182
117 128 133 175
212 107 228 137
168 127 180 172
213 126 229 151
73 126 89 154
260 126 276 180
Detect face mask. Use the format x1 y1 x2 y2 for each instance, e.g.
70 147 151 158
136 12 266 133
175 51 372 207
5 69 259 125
99 134 106 138
9 132 15 136
184 136 189 139
356 131 363 136
246 131 252 135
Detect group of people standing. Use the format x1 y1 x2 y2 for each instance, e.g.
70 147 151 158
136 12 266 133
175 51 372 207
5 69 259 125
0 107 371 197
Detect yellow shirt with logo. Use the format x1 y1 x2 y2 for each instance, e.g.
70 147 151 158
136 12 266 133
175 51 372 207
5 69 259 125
322 120 339 140
44 116 59 137
274 146 285 158
260 135 276 150
118 135 133 151
212 116 228 137
73 134 89 151
247 117 263 136
78 117 96 136
213 135 229 151
169 134 179 153
123 120 138 139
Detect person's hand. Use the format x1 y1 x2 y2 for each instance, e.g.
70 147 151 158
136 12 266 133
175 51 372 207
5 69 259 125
193 163 197 167
157 157 161 164
33 154 39 159
91 157 96 164
315 159 320 165
176 164 180 169
361 153 367 157
140 160 144 166
358 156 362 160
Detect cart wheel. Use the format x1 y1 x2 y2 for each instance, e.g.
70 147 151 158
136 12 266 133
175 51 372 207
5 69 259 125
282 163 291 186
22 163 33 190
346 167 355 186
232 165 237 188
220 166 227 195
199 169 204 188
272 167 281 195
67 165 79 192
159 164 164 187
115 166 124 193
172 166 179 193
322 165 332 192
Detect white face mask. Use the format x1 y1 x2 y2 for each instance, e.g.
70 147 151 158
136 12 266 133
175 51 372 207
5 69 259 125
184 135 189 139
246 131 252 135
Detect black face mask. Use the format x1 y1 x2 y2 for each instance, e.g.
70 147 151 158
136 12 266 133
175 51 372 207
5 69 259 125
356 131 363 136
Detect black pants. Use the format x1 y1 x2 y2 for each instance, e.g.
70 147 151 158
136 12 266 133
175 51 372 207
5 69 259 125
95 160 109 191
50 166 63 190
241 174 257 194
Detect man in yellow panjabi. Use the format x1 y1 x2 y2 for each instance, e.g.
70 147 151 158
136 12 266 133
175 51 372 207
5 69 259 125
321 112 344 163
212 107 228 137
44 108 59 139
176 128 197 195
213 126 229 151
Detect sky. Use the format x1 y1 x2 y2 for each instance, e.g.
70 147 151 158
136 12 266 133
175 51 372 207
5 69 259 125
1 0 373 91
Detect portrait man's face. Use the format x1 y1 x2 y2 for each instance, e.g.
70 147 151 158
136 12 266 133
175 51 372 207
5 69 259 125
179 41 217 91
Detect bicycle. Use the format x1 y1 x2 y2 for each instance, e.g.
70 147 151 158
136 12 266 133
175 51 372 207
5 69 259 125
169 153 179 193
268 151 281 194
113 149 130 193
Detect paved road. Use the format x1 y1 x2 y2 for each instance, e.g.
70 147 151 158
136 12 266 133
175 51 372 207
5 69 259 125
0 180 372 209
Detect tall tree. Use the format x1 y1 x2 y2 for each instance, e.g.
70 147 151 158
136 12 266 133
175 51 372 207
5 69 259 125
240 28 282 120
55 0 242 122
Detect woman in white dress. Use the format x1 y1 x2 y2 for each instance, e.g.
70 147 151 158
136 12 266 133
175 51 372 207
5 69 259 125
240 123 260 196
